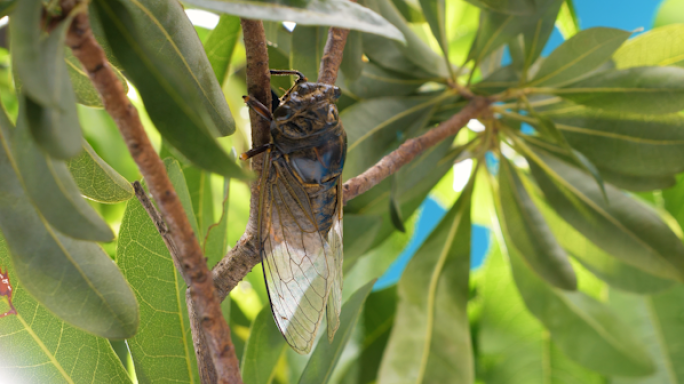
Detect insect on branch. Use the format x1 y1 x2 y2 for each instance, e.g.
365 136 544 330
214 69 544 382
60 2 242 383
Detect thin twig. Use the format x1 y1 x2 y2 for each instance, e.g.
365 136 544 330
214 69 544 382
343 97 491 204
62 5 241 384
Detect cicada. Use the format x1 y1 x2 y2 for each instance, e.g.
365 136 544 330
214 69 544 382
242 70 346 354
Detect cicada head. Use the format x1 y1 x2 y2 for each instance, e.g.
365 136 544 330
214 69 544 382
273 82 342 138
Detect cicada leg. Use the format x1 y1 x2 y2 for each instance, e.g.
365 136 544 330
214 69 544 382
242 95 273 122
270 69 307 83
240 143 274 161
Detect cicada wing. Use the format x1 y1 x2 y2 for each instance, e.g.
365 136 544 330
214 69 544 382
260 159 335 354
326 180 343 341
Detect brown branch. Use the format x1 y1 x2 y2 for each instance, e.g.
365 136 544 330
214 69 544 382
343 97 491 204
317 0 357 84
63 6 241 384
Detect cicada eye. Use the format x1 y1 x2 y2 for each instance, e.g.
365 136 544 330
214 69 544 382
333 87 342 99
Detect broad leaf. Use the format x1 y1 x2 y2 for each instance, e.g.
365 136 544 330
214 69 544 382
12 105 113 242
518 0 564 73
378 177 474 384
92 0 234 136
609 287 684 384
505 235 655 377
525 177 675 294
117 163 200 383
204 14 241 86
342 95 444 180
613 24 684 69
299 279 376 384
524 147 684 282
241 306 287 384
0 118 139 339
497 158 576 290
343 214 383 271
183 0 404 42
341 63 426 99
67 140 135 204
552 66 684 114
479 244 604 384
66 49 129 108
340 30 364 82
292 26 328 81
93 0 248 179
11 8 83 159
539 105 684 177
0 233 133 384
530 27 631 87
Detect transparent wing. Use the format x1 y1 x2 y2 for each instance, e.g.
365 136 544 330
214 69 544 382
326 180 343 341
260 158 335 354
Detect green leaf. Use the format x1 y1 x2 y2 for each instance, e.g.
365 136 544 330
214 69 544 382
299 279 376 384
341 63 427 99
530 27 631 87
526 178 676 294
66 48 129 108
95 0 235 136
551 66 684 114
609 287 684 384
518 0 564 73
597 169 676 192
479 243 604 384
342 95 444 180
362 0 450 78
10 5 83 160
419 0 450 65
654 0 684 28
204 178 230 268
182 165 215 241
342 214 383 271
378 177 475 384
506 234 655 376
12 107 114 242
204 14 241 86
165 159 201 242
555 0 580 38
465 0 539 15
0 233 134 384
0 0 15 17
0 119 139 339
472 64 520 95
525 146 684 282
93 0 248 179
613 24 684 69
340 30 364 82
539 105 684 177
497 158 577 290
117 180 200 383
357 287 398 384
292 26 328 81
467 0 562 68
184 0 404 42
241 306 287 384
67 140 135 204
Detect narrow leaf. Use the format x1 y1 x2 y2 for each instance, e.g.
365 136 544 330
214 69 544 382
204 178 230 268
0 119 139 339
184 0 405 42
553 66 684 114
525 146 684 282
93 0 248 179
530 27 631 87
419 0 450 64
497 158 577 290
506 237 655 376
117 178 200 383
299 279 377 384
12 107 114 242
165 159 201 245
341 63 426 99
465 0 539 15
378 177 475 384
204 14 241 86
555 0 580 38
67 140 135 203
340 30 364 82
182 165 215 241
0 233 133 383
